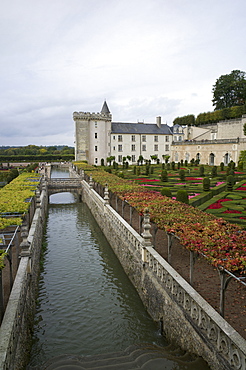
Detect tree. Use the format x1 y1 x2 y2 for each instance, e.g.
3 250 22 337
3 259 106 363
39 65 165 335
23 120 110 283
212 70 246 110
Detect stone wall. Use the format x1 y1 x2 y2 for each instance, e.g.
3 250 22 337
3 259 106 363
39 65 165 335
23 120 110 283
0 181 48 370
82 179 246 370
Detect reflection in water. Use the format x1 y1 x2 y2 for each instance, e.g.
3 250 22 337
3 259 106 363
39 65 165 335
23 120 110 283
27 168 209 369
28 193 166 367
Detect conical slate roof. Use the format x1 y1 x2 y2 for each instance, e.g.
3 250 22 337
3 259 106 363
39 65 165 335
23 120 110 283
101 101 110 114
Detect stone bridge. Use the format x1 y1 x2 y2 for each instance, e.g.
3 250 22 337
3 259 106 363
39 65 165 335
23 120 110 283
47 178 82 197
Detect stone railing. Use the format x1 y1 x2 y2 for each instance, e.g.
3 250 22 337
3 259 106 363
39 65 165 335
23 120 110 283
81 176 246 370
144 246 246 370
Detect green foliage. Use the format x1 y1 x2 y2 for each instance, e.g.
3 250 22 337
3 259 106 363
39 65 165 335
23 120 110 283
173 114 195 126
161 187 172 198
227 175 234 191
161 170 168 182
133 166 137 175
199 165 205 177
179 169 185 181
211 166 217 177
176 189 189 204
220 162 225 171
203 177 210 191
212 70 246 110
101 158 104 166
145 165 149 176
171 161 175 170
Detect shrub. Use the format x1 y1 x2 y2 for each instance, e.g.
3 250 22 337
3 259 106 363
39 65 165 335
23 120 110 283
177 162 181 169
199 165 205 177
161 187 172 198
171 161 175 170
161 170 168 182
220 162 224 171
179 169 186 181
145 165 149 176
176 189 189 204
101 158 104 166
133 166 136 175
203 177 210 191
227 175 234 191
137 167 141 176
167 163 170 170
211 166 217 177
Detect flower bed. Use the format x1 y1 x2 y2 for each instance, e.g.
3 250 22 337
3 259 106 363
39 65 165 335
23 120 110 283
75 162 246 273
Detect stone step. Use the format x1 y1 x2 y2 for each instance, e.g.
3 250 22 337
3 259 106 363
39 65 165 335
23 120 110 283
38 344 207 370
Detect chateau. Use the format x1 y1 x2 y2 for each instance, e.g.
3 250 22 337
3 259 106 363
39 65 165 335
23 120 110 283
73 101 246 166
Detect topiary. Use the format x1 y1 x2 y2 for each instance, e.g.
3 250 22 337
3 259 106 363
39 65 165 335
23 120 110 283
220 162 224 171
211 166 217 177
199 165 205 177
203 177 210 191
176 189 189 204
227 175 234 191
179 169 186 181
161 187 172 198
161 170 168 182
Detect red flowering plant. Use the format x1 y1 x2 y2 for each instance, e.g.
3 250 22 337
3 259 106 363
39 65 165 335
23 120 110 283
76 163 246 273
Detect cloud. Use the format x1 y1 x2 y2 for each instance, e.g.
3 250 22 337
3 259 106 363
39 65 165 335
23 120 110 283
0 0 246 146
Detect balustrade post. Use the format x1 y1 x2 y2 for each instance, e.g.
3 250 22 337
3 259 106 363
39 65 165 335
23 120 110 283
81 170 84 180
89 174 93 188
35 189 41 208
167 233 173 263
218 269 233 317
141 208 153 263
104 183 109 205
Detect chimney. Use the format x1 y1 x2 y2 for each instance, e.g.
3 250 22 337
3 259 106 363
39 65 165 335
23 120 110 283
156 116 161 128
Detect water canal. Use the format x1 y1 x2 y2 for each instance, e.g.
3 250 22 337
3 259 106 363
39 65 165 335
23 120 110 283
27 168 209 369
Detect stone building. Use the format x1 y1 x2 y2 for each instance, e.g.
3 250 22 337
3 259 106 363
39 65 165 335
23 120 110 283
171 116 246 166
73 101 246 166
73 101 181 165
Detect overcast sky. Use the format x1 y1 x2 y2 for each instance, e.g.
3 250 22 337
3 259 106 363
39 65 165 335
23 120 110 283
0 0 245 147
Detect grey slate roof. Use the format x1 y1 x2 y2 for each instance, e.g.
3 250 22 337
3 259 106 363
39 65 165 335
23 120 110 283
111 122 173 135
101 101 110 114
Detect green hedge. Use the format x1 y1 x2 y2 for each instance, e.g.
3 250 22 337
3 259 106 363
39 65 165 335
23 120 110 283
0 154 74 162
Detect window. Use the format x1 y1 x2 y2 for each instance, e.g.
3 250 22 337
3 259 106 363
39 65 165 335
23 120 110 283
154 135 158 142
113 135 115 140
142 145 146 151
131 135 136 141
118 135 123 142
131 144 136 151
95 121 97 128
113 146 115 151
118 145 122 152
165 144 169 151
118 155 122 162
142 135 146 142
165 136 169 142
179 136 182 141
95 146 97 151
154 144 158 151
95 158 98 164
132 155 136 162
95 133 97 139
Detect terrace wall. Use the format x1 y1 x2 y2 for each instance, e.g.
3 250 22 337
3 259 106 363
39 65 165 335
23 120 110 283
0 181 48 370
82 179 246 370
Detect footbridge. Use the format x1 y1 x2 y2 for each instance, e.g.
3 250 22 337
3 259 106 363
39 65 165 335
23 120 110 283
47 178 82 196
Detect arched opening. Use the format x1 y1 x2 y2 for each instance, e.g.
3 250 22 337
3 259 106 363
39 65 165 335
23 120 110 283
209 153 215 166
224 153 230 165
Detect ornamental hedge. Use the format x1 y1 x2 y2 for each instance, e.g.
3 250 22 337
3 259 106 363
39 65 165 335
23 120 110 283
75 162 246 273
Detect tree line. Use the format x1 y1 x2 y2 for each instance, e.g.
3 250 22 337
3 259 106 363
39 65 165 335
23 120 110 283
173 70 246 126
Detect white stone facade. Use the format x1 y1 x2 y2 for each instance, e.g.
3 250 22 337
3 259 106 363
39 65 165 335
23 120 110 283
73 102 246 166
73 102 177 165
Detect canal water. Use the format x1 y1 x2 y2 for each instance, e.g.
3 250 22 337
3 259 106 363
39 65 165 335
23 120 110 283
27 168 210 369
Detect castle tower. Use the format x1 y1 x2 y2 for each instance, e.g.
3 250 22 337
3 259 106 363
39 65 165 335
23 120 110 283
73 101 112 164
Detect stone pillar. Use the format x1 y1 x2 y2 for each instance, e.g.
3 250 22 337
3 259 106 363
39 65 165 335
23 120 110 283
89 174 93 188
81 170 85 180
104 183 109 204
141 208 153 263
